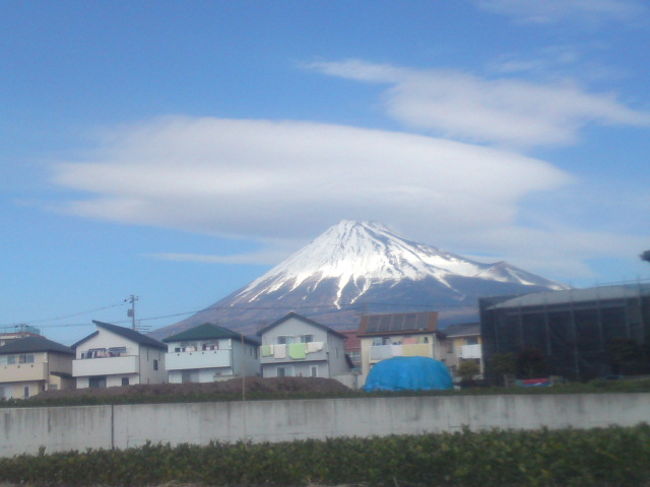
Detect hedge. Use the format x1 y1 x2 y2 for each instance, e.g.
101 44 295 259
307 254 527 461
2 378 650 409
1 425 649 486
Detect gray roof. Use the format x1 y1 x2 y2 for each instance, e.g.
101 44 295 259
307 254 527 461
488 283 650 310
73 321 167 351
163 323 259 346
0 336 73 355
442 322 480 337
257 312 346 339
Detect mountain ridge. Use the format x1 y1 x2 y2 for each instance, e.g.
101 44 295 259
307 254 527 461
150 220 566 339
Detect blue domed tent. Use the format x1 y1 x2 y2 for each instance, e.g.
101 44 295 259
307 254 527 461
363 356 453 392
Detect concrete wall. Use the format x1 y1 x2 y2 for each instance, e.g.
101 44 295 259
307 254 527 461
1 393 650 457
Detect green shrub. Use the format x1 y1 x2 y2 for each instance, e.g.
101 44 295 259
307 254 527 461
1 425 649 486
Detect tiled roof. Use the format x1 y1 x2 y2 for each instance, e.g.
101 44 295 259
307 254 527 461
73 321 167 351
257 312 346 339
0 336 73 355
357 311 440 337
163 323 258 346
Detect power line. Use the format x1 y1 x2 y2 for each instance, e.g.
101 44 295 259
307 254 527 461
0 302 127 328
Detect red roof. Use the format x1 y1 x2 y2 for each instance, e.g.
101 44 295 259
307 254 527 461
339 329 361 352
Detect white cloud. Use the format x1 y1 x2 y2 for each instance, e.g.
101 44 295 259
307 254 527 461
475 0 648 25
50 116 650 280
308 60 650 148
52 116 572 258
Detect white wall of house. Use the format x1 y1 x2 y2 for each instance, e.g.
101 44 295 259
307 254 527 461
262 361 328 378
74 327 166 388
326 333 348 377
259 316 348 379
231 340 260 377
165 337 259 383
138 346 166 385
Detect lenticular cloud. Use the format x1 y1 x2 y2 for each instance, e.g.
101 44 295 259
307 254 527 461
52 117 569 241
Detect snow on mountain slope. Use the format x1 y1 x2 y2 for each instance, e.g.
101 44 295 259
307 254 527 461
149 220 567 339
230 220 566 308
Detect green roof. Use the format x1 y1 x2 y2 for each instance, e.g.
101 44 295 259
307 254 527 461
162 323 258 345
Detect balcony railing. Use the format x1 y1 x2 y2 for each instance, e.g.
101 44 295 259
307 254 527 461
459 344 482 359
165 349 231 371
0 362 48 382
72 355 139 377
369 343 432 362
259 342 327 363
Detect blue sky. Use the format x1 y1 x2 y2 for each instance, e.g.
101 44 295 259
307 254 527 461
2 0 649 344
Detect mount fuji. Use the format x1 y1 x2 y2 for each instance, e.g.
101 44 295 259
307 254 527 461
150 220 567 338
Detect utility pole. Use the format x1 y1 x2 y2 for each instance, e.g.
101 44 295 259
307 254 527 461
125 295 138 330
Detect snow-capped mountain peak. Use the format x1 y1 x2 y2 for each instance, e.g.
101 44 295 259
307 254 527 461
232 220 566 308
151 220 568 338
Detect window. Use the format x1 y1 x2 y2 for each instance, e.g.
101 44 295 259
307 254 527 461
49 383 58 391
7 355 15 365
277 367 293 377
108 347 126 357
310 366 318 377
300 335 314 343
121 377 130 386
23 386 29 399
18 354 34 364
153 359 159 371
277 336 296 345
89 376 107 389
465 337 478 345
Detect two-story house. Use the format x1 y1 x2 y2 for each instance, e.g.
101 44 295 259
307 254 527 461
258 312 349 380
441 322 483 378
72 320 167 388
163 323 260 383
357 311 445 384
0 335 74 399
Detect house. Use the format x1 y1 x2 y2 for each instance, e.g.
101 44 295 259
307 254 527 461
0 324 42 347
480 283 650 381
72 320 167 388
257 312 350 381
0 335 74 399
357 311 445 384
340 330 361 371
163 323 260 383
441 322 483 377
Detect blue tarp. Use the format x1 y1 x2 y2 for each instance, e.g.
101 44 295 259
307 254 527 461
363 356 453 392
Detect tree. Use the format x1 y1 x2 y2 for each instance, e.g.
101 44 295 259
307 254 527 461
457 360 480 383
516 348 548 379
490 352 516 385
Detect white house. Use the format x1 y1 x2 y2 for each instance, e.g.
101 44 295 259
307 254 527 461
72 320 167 388
0 335 74 399
163 323 260 383
258 312 350 381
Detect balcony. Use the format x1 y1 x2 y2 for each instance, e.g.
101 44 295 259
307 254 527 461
0 362 47 383
260 342 327 364
72 355 139 377
165 349 232 371
369 343 432 363
459 344 482 359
